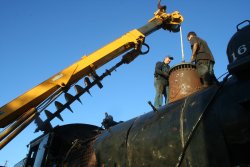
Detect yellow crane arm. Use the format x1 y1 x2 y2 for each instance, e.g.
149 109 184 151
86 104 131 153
0 8 183 129
0 29 145 128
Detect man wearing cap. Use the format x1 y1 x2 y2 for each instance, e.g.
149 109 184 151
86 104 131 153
154 56 173 108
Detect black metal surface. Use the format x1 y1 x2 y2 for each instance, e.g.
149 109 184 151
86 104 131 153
25 124 101 167
227 20 250 75
51 124 101 166
138 19 163 36
94 118 136 167
214 76 250 166
94 84 242 167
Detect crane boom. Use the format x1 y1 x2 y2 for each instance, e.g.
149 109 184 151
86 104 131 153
0 7 183 149
0 29 145 128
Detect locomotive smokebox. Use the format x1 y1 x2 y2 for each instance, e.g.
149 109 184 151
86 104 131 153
168 62 202 102
227 20 250 76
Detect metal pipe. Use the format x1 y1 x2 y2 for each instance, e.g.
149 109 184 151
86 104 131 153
0 108 37 141
179 26 185 62
0 111 37 150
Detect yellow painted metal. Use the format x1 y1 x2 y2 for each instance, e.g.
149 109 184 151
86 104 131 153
0 112 37 150
0 108 37 141
0 29 145 128
149 10 184 25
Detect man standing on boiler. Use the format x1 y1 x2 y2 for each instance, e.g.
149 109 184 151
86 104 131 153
187 31 217 87
154 55 173 108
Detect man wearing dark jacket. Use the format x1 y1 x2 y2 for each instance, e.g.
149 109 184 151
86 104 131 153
154 56 173 108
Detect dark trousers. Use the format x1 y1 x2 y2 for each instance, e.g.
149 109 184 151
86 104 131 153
196 60 217 86
154 77 169 108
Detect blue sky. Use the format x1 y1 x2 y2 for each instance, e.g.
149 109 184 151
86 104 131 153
0 0 249 166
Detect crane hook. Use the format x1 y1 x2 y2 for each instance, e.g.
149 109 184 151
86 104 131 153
157 0 166 12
